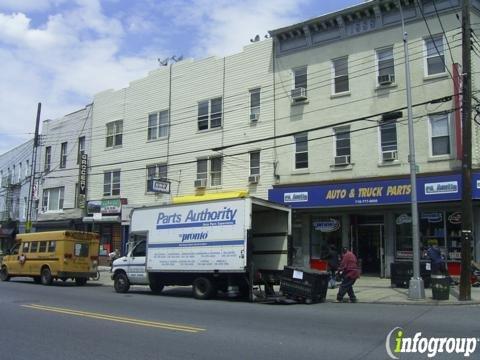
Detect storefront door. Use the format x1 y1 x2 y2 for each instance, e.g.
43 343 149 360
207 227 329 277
356 224 384 277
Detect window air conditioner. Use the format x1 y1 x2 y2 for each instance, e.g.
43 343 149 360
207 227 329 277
250 113 259 122
248 175 259 184
378 74 395 85
194 179 207 188
382 150 398 161
334 155 351 166
291 87 307 101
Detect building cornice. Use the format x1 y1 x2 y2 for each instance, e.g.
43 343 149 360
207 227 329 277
269 0 463 56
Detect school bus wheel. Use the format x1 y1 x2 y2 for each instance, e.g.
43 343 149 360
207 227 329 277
40 267 53 285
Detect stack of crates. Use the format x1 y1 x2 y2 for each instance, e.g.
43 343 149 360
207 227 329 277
280 266 329 304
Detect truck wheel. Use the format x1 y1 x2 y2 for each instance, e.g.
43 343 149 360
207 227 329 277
0 266 10 281
193 277 216 300
75 278 87 286
149 281 164 294
41 267 53 285
114 273 130 293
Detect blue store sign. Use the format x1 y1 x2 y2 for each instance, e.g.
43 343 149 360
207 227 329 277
268 173 470 208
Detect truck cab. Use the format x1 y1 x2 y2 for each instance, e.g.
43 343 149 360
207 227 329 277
112 236 158 293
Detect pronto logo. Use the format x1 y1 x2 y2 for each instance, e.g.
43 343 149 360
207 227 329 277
385 327 478 359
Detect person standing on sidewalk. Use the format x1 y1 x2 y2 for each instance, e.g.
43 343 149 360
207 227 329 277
336 247 360 303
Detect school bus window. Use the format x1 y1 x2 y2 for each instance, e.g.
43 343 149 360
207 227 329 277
11 244 19 255
38 241 47 252
74 243 89 257
22 242 30 253
48 241 56 252
30 242 39 253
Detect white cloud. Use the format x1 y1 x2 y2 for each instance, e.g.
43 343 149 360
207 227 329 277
0 0 314 155
0 0 155 154
163 0 310 57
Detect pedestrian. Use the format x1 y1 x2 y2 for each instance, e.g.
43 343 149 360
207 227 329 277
336 247 360 303
327 245 339 289
109 248 120 271
427 240 455 284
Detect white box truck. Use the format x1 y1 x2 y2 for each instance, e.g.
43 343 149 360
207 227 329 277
111 196 291 300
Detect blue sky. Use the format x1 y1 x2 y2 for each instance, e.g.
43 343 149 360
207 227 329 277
0 0 362 155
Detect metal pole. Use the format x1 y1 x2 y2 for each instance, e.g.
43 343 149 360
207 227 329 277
399 1 425 299
25 102 41 233
460 0 472 301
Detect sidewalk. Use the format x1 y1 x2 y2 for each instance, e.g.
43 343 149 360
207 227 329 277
324 276 480 305
96 268 480 305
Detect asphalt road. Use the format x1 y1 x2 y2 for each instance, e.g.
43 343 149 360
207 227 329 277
1 278 480 360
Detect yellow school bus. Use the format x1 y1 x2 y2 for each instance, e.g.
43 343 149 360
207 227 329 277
0 231 100 286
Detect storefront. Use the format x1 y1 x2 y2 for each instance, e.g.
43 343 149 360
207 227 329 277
83 198 126 265
269 172 480 278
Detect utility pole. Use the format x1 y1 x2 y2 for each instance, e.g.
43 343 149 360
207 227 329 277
398 1 425 300
25 102 41 233
460 0 472 301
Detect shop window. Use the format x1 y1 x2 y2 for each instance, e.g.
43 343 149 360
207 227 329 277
419 211 446 258
395 211 475 262
311 217 342 261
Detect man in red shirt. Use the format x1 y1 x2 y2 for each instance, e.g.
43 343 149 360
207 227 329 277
336 247 360 303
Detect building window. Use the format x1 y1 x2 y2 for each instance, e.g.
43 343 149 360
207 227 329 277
106 120 123 148
42 187 64 212
376 47 395 84
148 110 169 140
249 88 260 120
293 66 307 90
44 146 51 172
60 142 67 168
198 98 222 131
425 34 445 76
103 170 121 196
380 119 398 153
334 126 351 162
210 157 222 186
294 133 308 169
250 151 260 175
25 160 30 177
196 158 221 186
146 164 167 192
18 163 22 182
430 113 450 156
77 136 85 164
333 56 349 94
196 159 208 180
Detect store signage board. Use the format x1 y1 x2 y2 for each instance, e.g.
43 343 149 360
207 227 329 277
269 173 465 208
87 198 127 215
472 173 480 199
151 179 171 194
